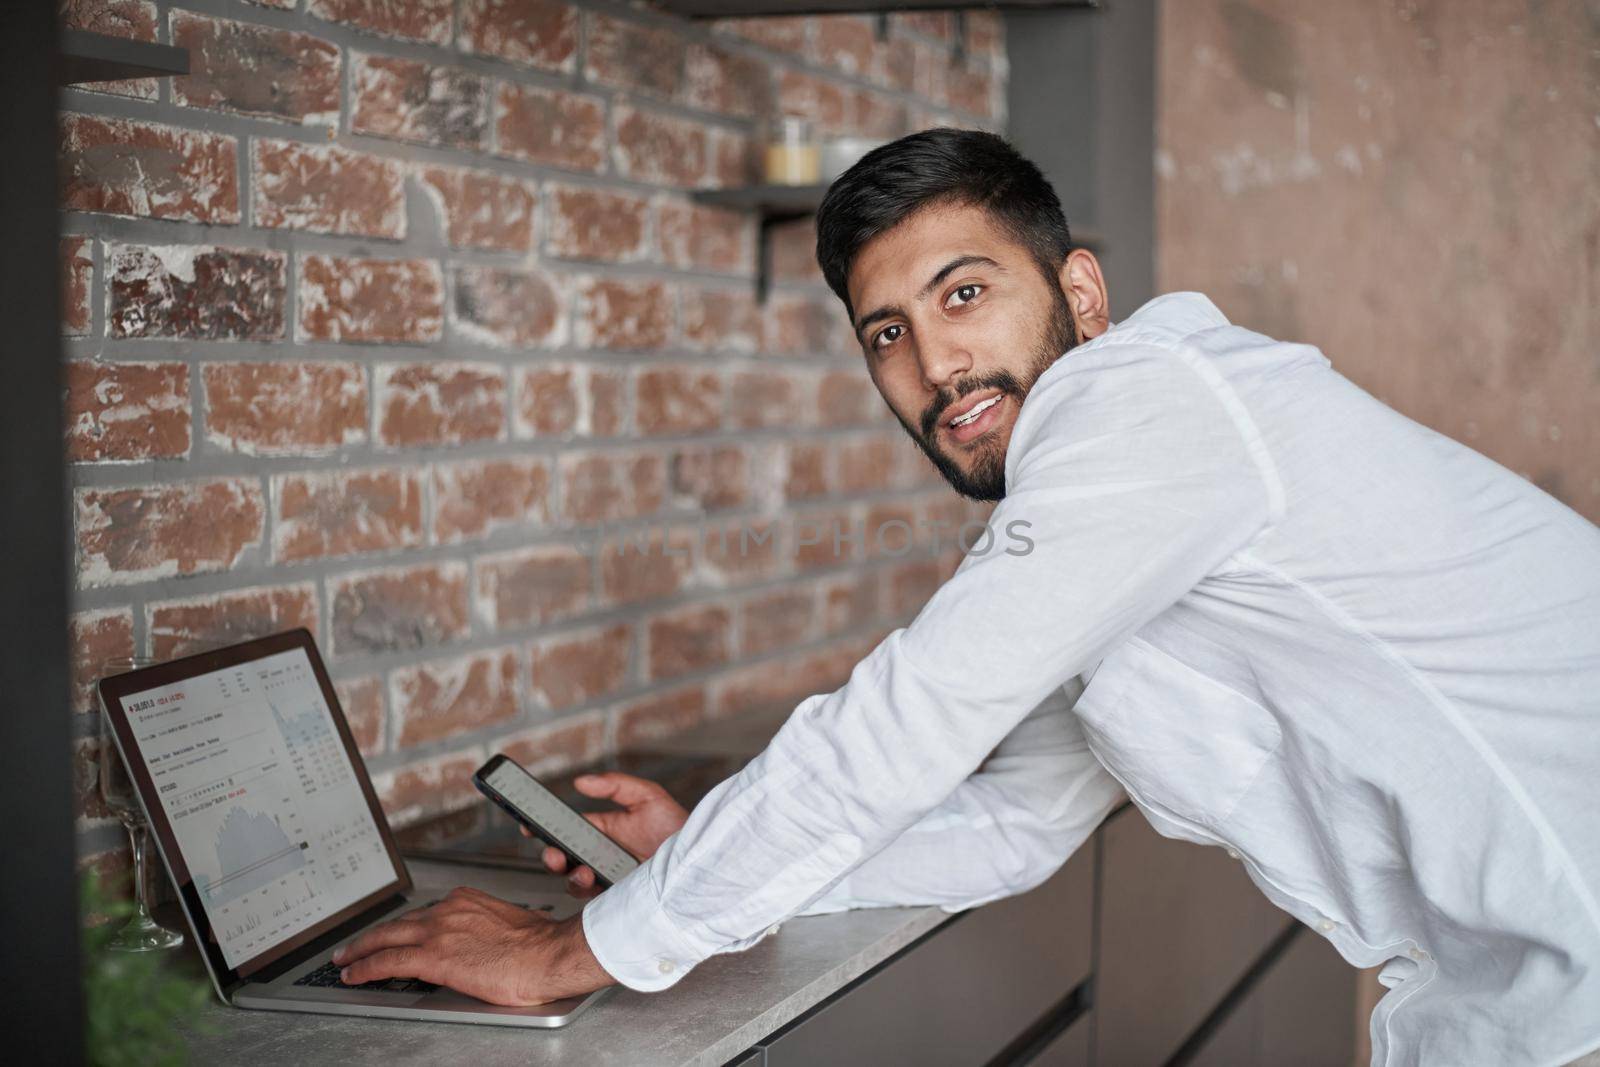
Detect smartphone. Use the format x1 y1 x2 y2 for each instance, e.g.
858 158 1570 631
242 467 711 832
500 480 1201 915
472 754 639 888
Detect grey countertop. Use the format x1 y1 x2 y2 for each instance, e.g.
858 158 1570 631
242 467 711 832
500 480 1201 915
177 859 951 1067
178 706 955 1066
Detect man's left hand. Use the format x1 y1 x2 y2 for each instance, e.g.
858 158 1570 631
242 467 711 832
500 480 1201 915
332 886 615 1006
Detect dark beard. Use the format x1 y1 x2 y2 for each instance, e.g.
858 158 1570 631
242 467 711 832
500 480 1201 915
898 286 1081 502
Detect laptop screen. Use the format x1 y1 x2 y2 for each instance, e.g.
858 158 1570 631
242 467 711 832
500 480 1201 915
100 630 408 979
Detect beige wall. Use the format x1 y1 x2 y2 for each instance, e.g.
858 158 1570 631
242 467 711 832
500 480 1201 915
1157 0 1599 523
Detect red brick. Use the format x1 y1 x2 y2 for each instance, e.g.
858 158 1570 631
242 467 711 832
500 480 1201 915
107 244 285 341
273 468 424 562
559 451 666 524
636 366 721 435
584 13 684 99
335 676 386 757
299 255 443 343
776 68 850 135
836 434 901 494
611 105 710 188
392 648 520 748
350 53 487 150
499 713 606 775
652 199 752 275
896 11 955 41
475 546 591 629
61 236 92 335
330 562 470 657
308 0 452 44
792 507 860 571
451 266 565 349
766 292 855 356
75 478 264 587
574 277 672 350
713 16 809 57
78 847 135 905
460 0 578 70
812 14 875 77
910 39 949 106
203 362 365 456
670 445 748 511
614 686 706 751
710 127 759 189
372 750 484 827
864 501 918 560
817 367 880 427
886 558 943 617
495 84 605 172
820 572 879 636
147 583 318 660
545 183 650 264
60 1 161 100
73 738 116 828
600 529 694 607
432 457 551 545
529 624 630 711
786 442 830 500
68 607 134 713
947 63 998 120
375 363 505 446
713 640 860 718
740 586 817 656
769 217 823 284
418 166 537 252
253 139 405 238
730 369 800 430
681 286 762 353
698 518 783 586
853 90 910 140
171 11 341 123
683 43 773 119
59 114 239 224
514 364 624 439
646 605 730 681
65 361 189 463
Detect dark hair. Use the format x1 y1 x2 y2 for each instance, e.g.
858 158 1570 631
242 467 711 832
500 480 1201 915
815 127 1073 321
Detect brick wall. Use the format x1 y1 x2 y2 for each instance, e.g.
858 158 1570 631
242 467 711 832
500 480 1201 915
61 0 1007 879
1157 0 1599 524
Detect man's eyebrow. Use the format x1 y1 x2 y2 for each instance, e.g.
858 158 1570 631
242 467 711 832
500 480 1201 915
853 254 1004 343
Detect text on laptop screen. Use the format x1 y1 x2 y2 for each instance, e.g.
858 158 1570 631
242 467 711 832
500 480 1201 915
121 647 396 968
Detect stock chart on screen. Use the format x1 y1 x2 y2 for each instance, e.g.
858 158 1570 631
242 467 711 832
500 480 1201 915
122 649 394 968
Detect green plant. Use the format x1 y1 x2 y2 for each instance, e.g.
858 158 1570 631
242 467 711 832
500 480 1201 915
81 869 212 1067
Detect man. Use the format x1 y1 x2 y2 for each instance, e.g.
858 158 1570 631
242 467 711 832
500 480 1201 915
335 129 1600 1066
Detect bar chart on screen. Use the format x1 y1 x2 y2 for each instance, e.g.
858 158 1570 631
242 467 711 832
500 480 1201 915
124 648 394 967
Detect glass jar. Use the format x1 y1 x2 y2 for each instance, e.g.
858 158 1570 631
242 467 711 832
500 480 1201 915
764 115 821 185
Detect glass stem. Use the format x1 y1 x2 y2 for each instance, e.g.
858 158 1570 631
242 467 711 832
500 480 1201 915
128 820 153 919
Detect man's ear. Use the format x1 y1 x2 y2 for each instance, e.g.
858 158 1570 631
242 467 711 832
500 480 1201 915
1057 250 1111 341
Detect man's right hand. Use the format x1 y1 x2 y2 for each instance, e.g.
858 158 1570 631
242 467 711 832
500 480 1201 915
521 772 689 898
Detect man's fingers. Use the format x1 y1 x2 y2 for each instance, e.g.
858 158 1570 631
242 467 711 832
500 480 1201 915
567 865 596 893
333 919 427 965
573 771 665 808
542 846 569 873
340 946 428 986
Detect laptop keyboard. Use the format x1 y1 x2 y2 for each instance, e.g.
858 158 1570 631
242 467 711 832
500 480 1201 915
294 961 438 995
291 899 553 995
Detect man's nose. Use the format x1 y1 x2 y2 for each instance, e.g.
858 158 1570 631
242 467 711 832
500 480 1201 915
918 336 974 391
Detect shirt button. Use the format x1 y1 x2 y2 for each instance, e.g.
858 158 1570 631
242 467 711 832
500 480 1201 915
1225 848 1241 860
1409 947 1428 961
1317 919 1335 933
766 925 781 938
657 960 675 975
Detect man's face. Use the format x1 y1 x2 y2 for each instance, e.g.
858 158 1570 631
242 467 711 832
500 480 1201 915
845 203 1092 501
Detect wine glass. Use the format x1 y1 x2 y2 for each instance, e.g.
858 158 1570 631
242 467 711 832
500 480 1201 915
99 656 185 952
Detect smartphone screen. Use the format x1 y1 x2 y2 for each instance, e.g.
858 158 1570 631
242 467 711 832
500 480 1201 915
473 755 639 887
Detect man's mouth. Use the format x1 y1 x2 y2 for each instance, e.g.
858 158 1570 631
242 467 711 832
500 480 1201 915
939 389 1007 445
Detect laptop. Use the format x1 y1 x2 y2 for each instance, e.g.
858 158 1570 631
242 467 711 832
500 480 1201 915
97 627 609 1027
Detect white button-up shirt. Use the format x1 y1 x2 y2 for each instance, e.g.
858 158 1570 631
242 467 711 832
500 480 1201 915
583 292 1600 1067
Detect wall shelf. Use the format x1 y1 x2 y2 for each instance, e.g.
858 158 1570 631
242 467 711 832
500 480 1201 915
654 1 1096 17
59 29 189 86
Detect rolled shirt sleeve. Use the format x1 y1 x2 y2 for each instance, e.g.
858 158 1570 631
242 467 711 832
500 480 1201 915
582 340 1276 991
